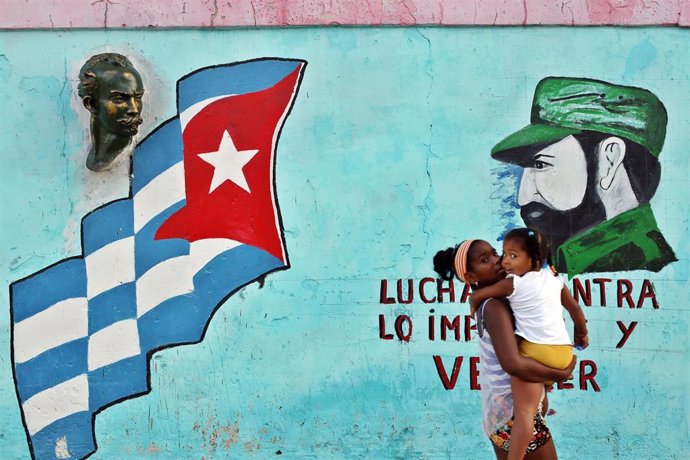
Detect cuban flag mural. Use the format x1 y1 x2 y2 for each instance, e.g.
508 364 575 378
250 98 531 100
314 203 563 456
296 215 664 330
9 58 306 460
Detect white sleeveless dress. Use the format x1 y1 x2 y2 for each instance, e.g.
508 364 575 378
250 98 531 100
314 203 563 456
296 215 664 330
477 300 514 438
477 299 550 453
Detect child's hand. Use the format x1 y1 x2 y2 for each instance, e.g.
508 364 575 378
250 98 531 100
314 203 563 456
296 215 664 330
574 332 589 350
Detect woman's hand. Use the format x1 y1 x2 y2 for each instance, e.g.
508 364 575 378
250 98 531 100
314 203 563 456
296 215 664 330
552 356 577 382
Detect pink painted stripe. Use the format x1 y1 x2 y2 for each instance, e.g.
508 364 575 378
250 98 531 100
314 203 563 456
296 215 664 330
0 0 688 29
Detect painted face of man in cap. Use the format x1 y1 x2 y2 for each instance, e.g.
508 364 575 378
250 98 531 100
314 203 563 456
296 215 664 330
492 77 675 276
509 133 632 254
516 135 588 224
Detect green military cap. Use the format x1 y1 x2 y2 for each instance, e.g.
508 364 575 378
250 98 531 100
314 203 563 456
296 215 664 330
492 77 667 161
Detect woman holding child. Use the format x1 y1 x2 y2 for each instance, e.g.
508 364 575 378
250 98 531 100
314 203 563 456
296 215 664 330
434 234 584 459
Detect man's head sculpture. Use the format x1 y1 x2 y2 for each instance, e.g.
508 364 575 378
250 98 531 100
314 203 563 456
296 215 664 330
78 53 144 172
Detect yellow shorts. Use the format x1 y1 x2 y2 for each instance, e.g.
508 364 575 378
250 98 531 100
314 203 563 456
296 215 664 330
518 340 573 370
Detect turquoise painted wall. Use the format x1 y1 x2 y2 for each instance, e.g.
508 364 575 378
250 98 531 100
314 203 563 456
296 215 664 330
1 28 688 459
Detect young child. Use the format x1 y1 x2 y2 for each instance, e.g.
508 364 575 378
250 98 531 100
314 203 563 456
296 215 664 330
469 228 588 460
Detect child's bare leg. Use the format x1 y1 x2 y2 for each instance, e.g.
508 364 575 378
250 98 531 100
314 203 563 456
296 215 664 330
508 377 544 460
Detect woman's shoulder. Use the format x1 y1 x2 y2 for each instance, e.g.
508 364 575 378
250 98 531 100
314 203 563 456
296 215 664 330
480 297 514 338
481 297 511 318
483 297 510 307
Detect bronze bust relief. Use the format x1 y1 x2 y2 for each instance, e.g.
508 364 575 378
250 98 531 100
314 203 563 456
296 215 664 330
78 53 144 171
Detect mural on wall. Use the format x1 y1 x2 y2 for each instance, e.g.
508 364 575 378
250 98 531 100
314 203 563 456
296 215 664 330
78 53 145 172
9 58 306 460
2 25 688 460
491 77 677 277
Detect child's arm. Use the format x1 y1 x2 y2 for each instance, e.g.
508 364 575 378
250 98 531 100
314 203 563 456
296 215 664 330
468 278 514 317
561 286 589 349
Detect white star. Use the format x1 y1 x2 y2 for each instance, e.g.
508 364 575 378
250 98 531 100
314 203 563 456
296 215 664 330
198 130 259 194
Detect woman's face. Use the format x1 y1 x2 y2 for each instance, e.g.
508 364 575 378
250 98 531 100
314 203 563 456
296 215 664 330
466 240 506 286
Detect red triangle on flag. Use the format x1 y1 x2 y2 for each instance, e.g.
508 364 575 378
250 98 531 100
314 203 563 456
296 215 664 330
156 66 302 263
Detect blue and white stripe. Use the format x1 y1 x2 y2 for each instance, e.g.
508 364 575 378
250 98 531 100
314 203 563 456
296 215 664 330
10 58 301 460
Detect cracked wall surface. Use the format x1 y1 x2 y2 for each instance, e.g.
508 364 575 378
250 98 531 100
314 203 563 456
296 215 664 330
1 0 689 28
2 27 689 459
1 1 690 458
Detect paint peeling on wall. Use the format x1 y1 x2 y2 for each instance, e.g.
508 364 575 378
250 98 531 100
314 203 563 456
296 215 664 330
1 0 689 28
1 23 688 460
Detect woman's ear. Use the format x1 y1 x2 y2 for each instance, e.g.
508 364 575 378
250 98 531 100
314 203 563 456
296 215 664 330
465 272 478 285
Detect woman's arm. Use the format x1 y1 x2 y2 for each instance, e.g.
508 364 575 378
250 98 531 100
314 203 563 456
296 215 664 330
469 278 514 317
561 286 589 349
484 298 576 382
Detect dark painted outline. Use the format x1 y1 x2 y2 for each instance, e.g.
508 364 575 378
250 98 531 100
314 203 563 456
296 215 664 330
9 56 308 460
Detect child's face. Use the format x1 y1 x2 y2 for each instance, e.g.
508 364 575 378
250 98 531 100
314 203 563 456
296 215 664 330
501 239 533 276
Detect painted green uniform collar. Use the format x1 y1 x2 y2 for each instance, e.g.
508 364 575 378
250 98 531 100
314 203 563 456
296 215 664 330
556 204 674 278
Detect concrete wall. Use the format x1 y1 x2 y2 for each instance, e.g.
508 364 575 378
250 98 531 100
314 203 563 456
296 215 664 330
2 0 689 27
1 2 688 459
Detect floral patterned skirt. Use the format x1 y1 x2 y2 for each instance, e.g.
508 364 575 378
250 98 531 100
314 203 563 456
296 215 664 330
489 410 552 454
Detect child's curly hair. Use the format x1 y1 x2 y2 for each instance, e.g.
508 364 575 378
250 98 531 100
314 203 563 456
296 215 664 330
503 227 555 273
